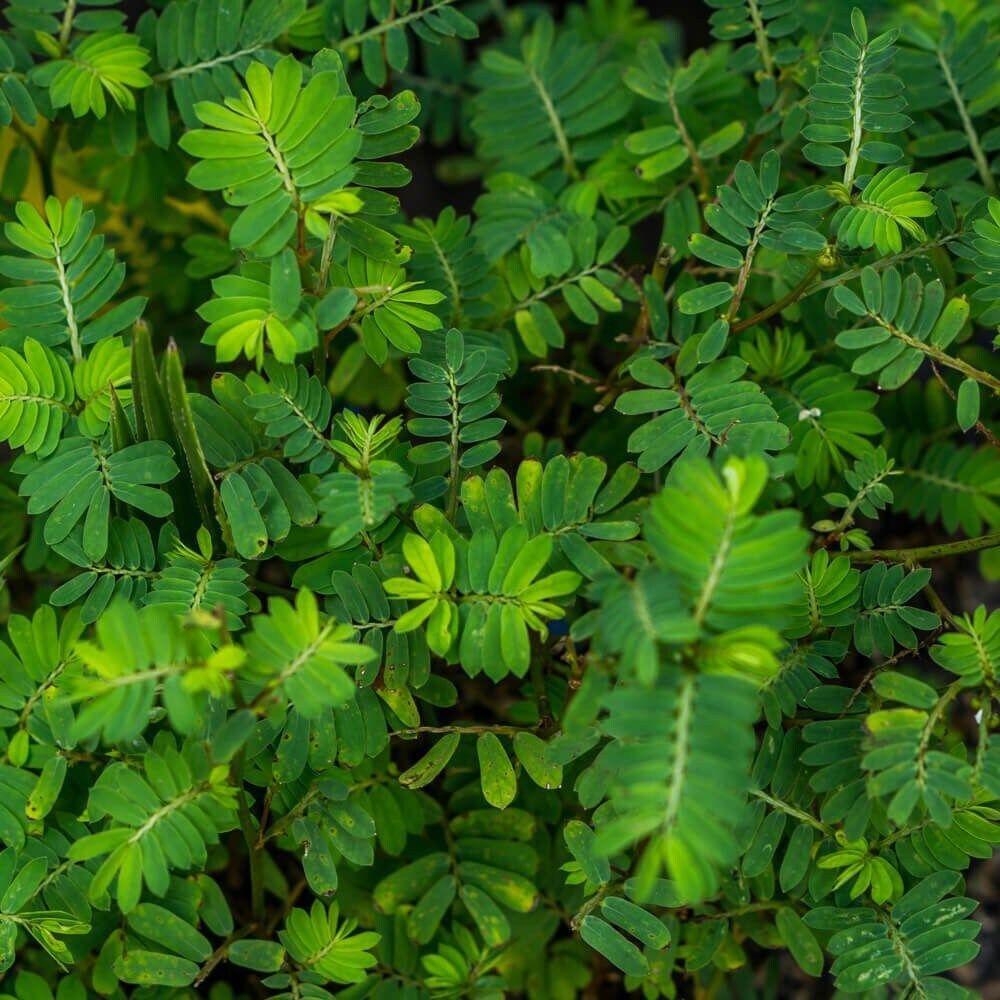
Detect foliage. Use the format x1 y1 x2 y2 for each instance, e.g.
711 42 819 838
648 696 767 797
0 1 997 998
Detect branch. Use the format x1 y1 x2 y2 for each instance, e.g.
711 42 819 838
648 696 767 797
390 722 537 737
669 88 709 198
870 315 1000 395
849 531 1000 564
731 266 819 333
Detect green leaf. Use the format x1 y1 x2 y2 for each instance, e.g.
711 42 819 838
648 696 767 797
956 379 979 432
580 915 649 977
407 874 456 945
689 234 743 269
270 248 301 321
126 905 211 963
316 287 358 329
229 939 286 972
697 121 745 159
775 908 823 976
601 896 670 949
115 951 199 987
564 820 611 886
677 282 734 315
476 732 517 809
459 884 510 947
399 733 461 789
871 671 938 709
513 732 563 789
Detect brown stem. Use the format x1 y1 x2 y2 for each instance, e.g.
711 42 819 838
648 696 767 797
731 266 819 333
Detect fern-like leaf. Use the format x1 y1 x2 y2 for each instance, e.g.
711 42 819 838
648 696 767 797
471 16 630 181
17 437 177 563
804 11 908 187
616 356 790 472
0 197 146 361
35 31 152 118
180 55 362 257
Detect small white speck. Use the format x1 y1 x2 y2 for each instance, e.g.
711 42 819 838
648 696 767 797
798 407 822 421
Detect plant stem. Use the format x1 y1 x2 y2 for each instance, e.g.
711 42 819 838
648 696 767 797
234 751 265 922
871 316 1000 394
194 925 257 987
315 219 338 296
849 531 1000 565
726 199 773 322
58 0 77 54
929 361 1000 449
842 38 867 191
732 266 819 333
336 0 460 49
937 47 996 194
445 368 460 522
390 722 537 738
746 0 775 76
531 653 554 735
750 789 832 834
669 88 709 198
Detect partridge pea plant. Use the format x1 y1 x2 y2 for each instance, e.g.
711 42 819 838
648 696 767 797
0 1 997 998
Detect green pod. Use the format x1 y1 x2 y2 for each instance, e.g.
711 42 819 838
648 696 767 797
129 324 200 539
163 340 226 550
107 385 135 452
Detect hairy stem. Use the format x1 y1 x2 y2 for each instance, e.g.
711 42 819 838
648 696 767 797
868 315 1000 394
849 531 1000 564
669 88 709 198
842 39 867 191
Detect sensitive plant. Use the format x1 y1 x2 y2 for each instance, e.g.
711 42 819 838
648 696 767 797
0 0 997 998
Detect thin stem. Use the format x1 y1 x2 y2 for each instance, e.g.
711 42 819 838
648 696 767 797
929 361 1000 449
531 653 554 735
867 315 1000 395
938 47 996 194
669 88 709 198
726 199 773 322
842 637 935 716
732 266 819 333
498 264 603 323
314 219 337 296
527 65 577 180
570 883 617 930
849 531 1000 564
264 878 307 936
972 700 993 790
809 236 960 293
702 901 789 922
922 579 956 628
842 39 867 191
335 0 460 50
750 789 832 834
746 0 775 76
445 367 460 522
390 723 536 738
53 236 81 362
194 925 257 987
234 749 265 921
915 682 964 793
155 46 264 82
58 0 77 54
